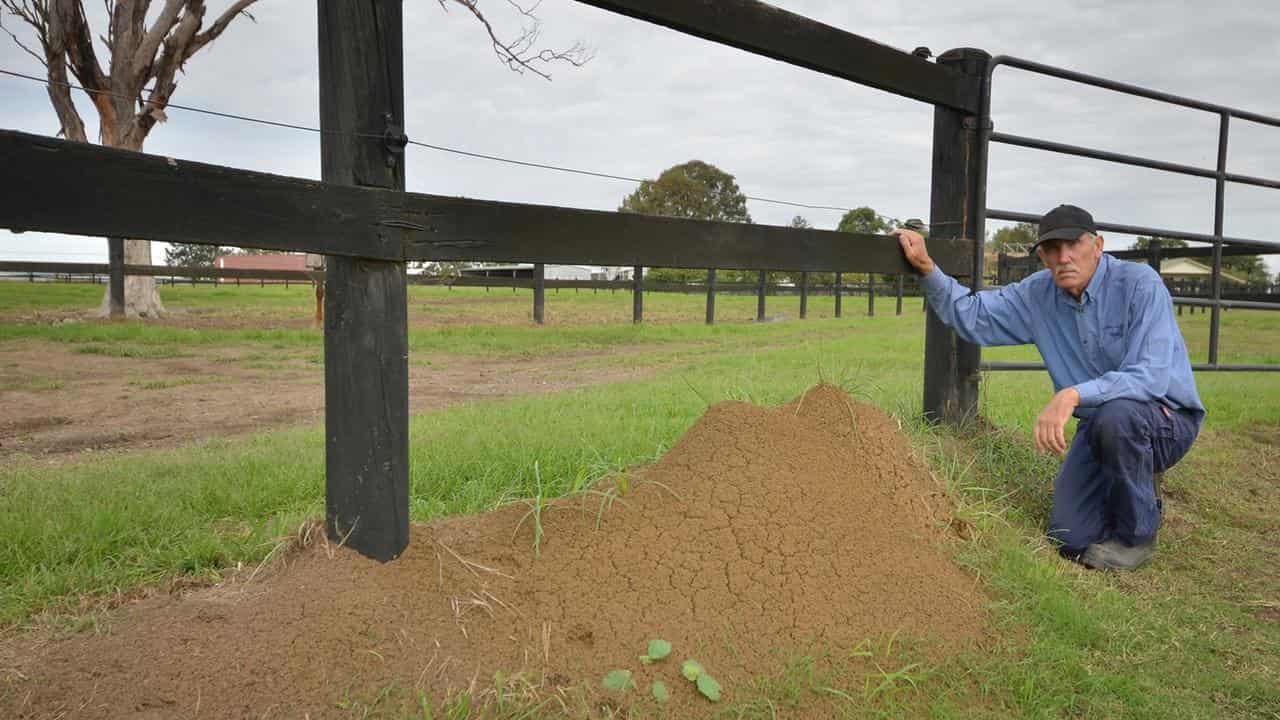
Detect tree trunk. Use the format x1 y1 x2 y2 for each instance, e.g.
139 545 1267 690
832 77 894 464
94 136 164 318
96 238 165 318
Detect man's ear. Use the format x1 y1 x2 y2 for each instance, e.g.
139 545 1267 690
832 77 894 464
1036 246 1048 266
1094 233 1105 255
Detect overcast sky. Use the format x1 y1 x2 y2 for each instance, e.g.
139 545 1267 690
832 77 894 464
2 0 1279 272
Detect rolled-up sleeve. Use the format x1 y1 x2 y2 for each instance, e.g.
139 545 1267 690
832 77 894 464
1073 278 1175 407
921 267 1036 347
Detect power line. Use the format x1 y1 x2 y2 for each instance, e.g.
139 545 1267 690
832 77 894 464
403 140 857 212
0 68 378 138
407 139 643 184
2 66 863 215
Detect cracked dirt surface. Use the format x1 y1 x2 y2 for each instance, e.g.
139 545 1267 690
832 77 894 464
0 385 986 718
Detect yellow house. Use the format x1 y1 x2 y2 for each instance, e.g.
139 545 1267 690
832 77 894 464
1151 257 1248 285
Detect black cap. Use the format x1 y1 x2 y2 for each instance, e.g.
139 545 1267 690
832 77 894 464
1033 204 1097 253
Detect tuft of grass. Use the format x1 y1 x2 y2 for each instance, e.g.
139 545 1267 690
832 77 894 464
512 462 549 558
73 342 187 359
128 376 201 390
0 376 63 391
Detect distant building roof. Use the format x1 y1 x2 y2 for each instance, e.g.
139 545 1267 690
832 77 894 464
1151 257 1247 285
215 253 308 271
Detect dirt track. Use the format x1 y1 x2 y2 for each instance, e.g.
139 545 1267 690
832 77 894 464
0 340 665 460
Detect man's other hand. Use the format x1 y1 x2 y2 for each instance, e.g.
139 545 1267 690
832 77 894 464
1034 388 1080 456
891 228 935 275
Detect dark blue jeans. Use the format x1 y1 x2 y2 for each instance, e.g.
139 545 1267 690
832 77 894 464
1048 398 1201 555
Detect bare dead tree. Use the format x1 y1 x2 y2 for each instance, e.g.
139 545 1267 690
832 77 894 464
441 0 593 80
1 0 260 317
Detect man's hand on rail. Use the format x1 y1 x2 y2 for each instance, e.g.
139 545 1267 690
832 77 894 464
891 228 935 276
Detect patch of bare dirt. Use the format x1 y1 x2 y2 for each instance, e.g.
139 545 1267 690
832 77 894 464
0 340 664 460
0 385 986 718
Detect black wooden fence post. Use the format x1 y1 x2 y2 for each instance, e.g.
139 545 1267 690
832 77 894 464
834 272 843 318
799 271 809 319
319 0 409 562
108 237 124 318
895 274 904 315
867 274 875 316
632 265 643 324
756 270 767 321
923 48 989 425
705 268 717 324
534 263 546 324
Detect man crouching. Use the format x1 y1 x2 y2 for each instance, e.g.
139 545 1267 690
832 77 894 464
893 204 1204 570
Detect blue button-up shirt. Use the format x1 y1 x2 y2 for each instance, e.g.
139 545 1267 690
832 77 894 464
921 253 1205 419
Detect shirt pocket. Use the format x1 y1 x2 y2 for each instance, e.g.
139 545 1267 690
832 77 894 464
1101 324 1126 366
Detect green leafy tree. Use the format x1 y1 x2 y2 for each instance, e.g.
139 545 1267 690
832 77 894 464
411 261 471 278
620 160 751 223
1133 236 1188 250
164 243 223 268
1222 255 1271 285
229 247 284 256
836 207 893 235
990 223 1038 253
620 160 751 283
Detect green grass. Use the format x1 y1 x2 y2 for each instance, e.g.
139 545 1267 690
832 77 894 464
2 285 1279 718
6 282 1279 367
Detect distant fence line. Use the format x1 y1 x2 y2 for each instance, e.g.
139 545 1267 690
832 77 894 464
995 253 1280 316
0 261 317 285
0 261 925 321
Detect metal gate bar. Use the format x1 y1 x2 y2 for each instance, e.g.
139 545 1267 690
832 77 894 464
980 55 1280 373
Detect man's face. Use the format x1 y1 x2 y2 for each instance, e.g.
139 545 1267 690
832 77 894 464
1037 232 1104 297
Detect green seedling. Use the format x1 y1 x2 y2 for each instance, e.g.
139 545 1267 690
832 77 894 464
680 659 721 702
639 638 671 664
651 681 670 703
602 669 635 692
695 674 722 702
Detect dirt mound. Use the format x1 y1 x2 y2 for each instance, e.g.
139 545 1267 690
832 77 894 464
0 384 985 718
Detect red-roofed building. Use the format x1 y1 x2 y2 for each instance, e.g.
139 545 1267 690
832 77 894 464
214 253 308 284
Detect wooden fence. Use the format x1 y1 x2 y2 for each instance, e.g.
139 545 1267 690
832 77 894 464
1 0 990 560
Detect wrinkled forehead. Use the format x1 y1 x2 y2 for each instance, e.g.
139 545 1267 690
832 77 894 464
1038 232 1098 253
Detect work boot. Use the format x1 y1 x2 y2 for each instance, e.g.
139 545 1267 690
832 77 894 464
1080 538 1156 571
